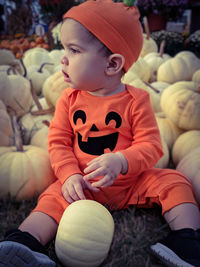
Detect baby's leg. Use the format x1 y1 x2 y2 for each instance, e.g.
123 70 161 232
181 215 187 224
149 171 200 267
0 212 57 267
164 202 200 231
0 180 65 266
19 211 58 245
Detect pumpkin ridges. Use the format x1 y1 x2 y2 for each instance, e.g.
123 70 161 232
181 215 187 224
0 144 56 200
55 200 114 267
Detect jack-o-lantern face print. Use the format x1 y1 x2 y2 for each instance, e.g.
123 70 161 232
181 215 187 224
73 110 122 155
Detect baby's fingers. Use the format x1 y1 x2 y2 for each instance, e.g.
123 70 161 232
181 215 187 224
91 174 113 188
84 180 100 192
83 167 104 181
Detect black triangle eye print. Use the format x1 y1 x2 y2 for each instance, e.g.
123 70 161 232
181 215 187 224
73 110 122 155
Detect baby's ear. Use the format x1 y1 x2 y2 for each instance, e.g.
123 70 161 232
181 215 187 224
105 54 125 76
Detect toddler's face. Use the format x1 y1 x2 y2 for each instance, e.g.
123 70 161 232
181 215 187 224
61 19 109 92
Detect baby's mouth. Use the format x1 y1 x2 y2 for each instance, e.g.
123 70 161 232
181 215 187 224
62 70 71 82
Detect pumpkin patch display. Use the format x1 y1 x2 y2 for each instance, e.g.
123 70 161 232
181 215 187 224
0 116 56 201
160 81 200 130
55 200 114 267
176 146 200 203
172 130 200 166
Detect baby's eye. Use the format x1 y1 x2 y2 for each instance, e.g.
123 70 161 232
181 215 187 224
70 47 80 54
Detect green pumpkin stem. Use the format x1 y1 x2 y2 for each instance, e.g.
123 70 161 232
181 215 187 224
123 0 135 7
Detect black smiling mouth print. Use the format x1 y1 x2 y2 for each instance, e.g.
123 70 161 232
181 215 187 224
73 110 122 155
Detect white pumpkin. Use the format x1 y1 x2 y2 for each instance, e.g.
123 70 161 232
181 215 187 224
157 51 200 83
23 48 54 73
148 82 169 113
176 146 200 203
140 33 158 58
30 124 49 151
160 81 200 130
48 49 65 67
192 69 200 84
55 200 114 267
0 73 32 118
0 116 56 201
19 112 53 144
172 130 200 166
0 100 14 146
42 71 69 107
129 79 167 113
26 64 51 95
122 57 151 84
143 52 171 82
0 49 16 65
31 97 51 112
155 112 184 150
175 51 200 77
154 137 169 169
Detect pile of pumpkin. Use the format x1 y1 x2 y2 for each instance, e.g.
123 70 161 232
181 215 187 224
0 33 50 59
0 31 200 204
123 31 200 203
0 47 66 201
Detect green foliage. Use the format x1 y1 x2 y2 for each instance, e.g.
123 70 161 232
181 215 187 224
151 30 185 56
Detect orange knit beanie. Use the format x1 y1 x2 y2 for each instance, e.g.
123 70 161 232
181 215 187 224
63 0 143 72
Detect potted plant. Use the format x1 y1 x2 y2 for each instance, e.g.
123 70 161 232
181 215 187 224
136 0 188 31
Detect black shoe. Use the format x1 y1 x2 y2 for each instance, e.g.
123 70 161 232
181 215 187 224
0 229 56 267
150 228 200 267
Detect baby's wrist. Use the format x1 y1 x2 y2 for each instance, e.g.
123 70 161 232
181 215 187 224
115 152 128 174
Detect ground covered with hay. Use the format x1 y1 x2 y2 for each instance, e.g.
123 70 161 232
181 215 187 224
0 196 169 267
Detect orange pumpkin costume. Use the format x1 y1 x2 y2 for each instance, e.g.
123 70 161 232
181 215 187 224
32 86 197 224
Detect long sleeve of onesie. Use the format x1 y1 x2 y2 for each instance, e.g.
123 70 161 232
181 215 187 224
119 86 163 176
48 89 82 184
48 85 163 184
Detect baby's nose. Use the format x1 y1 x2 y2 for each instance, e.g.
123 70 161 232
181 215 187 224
61 56 68 65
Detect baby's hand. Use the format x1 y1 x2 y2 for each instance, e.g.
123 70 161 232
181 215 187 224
62 174 99 203
83 153 124 188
